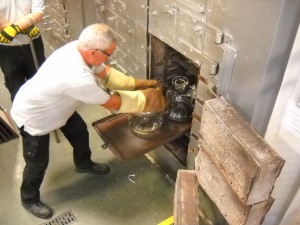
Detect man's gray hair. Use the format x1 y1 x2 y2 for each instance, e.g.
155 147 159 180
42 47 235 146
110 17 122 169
78 23 116 50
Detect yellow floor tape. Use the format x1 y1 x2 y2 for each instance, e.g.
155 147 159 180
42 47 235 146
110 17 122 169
157 215 174 225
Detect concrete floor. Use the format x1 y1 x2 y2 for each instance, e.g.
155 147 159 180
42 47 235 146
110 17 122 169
0 72 175 225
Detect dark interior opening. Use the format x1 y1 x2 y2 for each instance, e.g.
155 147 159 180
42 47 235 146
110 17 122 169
150 35 200 166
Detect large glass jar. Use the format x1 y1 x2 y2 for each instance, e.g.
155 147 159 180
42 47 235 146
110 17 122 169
165 75 194 122
128 112 163 139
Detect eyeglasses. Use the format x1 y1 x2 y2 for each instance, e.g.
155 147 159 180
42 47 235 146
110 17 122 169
94 49 112 57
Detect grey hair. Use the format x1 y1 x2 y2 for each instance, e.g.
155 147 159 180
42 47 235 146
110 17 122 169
77 23 116 50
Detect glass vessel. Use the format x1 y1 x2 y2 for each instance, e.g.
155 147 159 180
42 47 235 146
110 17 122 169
128 112 163 139
165 75 194 122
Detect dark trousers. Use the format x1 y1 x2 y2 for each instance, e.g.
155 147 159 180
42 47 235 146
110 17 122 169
20 111 93 203
0 36 45 101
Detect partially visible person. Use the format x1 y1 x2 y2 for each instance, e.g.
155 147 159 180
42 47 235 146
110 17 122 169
0 0 46 101
11 23 165 220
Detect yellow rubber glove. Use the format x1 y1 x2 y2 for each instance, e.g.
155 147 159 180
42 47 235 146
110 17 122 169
106 67 159 90
116 90 146 113
24 26 40 39
116 88 166 113
106 68 136 90
0 24 21 44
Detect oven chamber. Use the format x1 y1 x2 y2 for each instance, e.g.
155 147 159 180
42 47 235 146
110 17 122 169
41 0 300 224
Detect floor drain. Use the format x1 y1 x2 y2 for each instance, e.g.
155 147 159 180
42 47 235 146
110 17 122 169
39 209 77 225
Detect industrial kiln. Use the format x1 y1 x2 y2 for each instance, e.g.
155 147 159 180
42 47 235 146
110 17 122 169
41 0 300 224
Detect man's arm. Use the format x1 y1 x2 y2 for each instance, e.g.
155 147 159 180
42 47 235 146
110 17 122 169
14 11 43 31
101 93 122 110
0 11 43 43
0 10 43 31
0 16 11 31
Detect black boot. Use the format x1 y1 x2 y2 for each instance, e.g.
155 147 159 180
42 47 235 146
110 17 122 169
22 201 53 219
75 162 110 175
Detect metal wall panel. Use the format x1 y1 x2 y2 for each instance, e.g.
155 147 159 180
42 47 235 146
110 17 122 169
149 0 217 68
95 0 148 78
64 0 85 39
205 0 300 135
42 0 72 50
82 0 97 26
42 0 84 50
